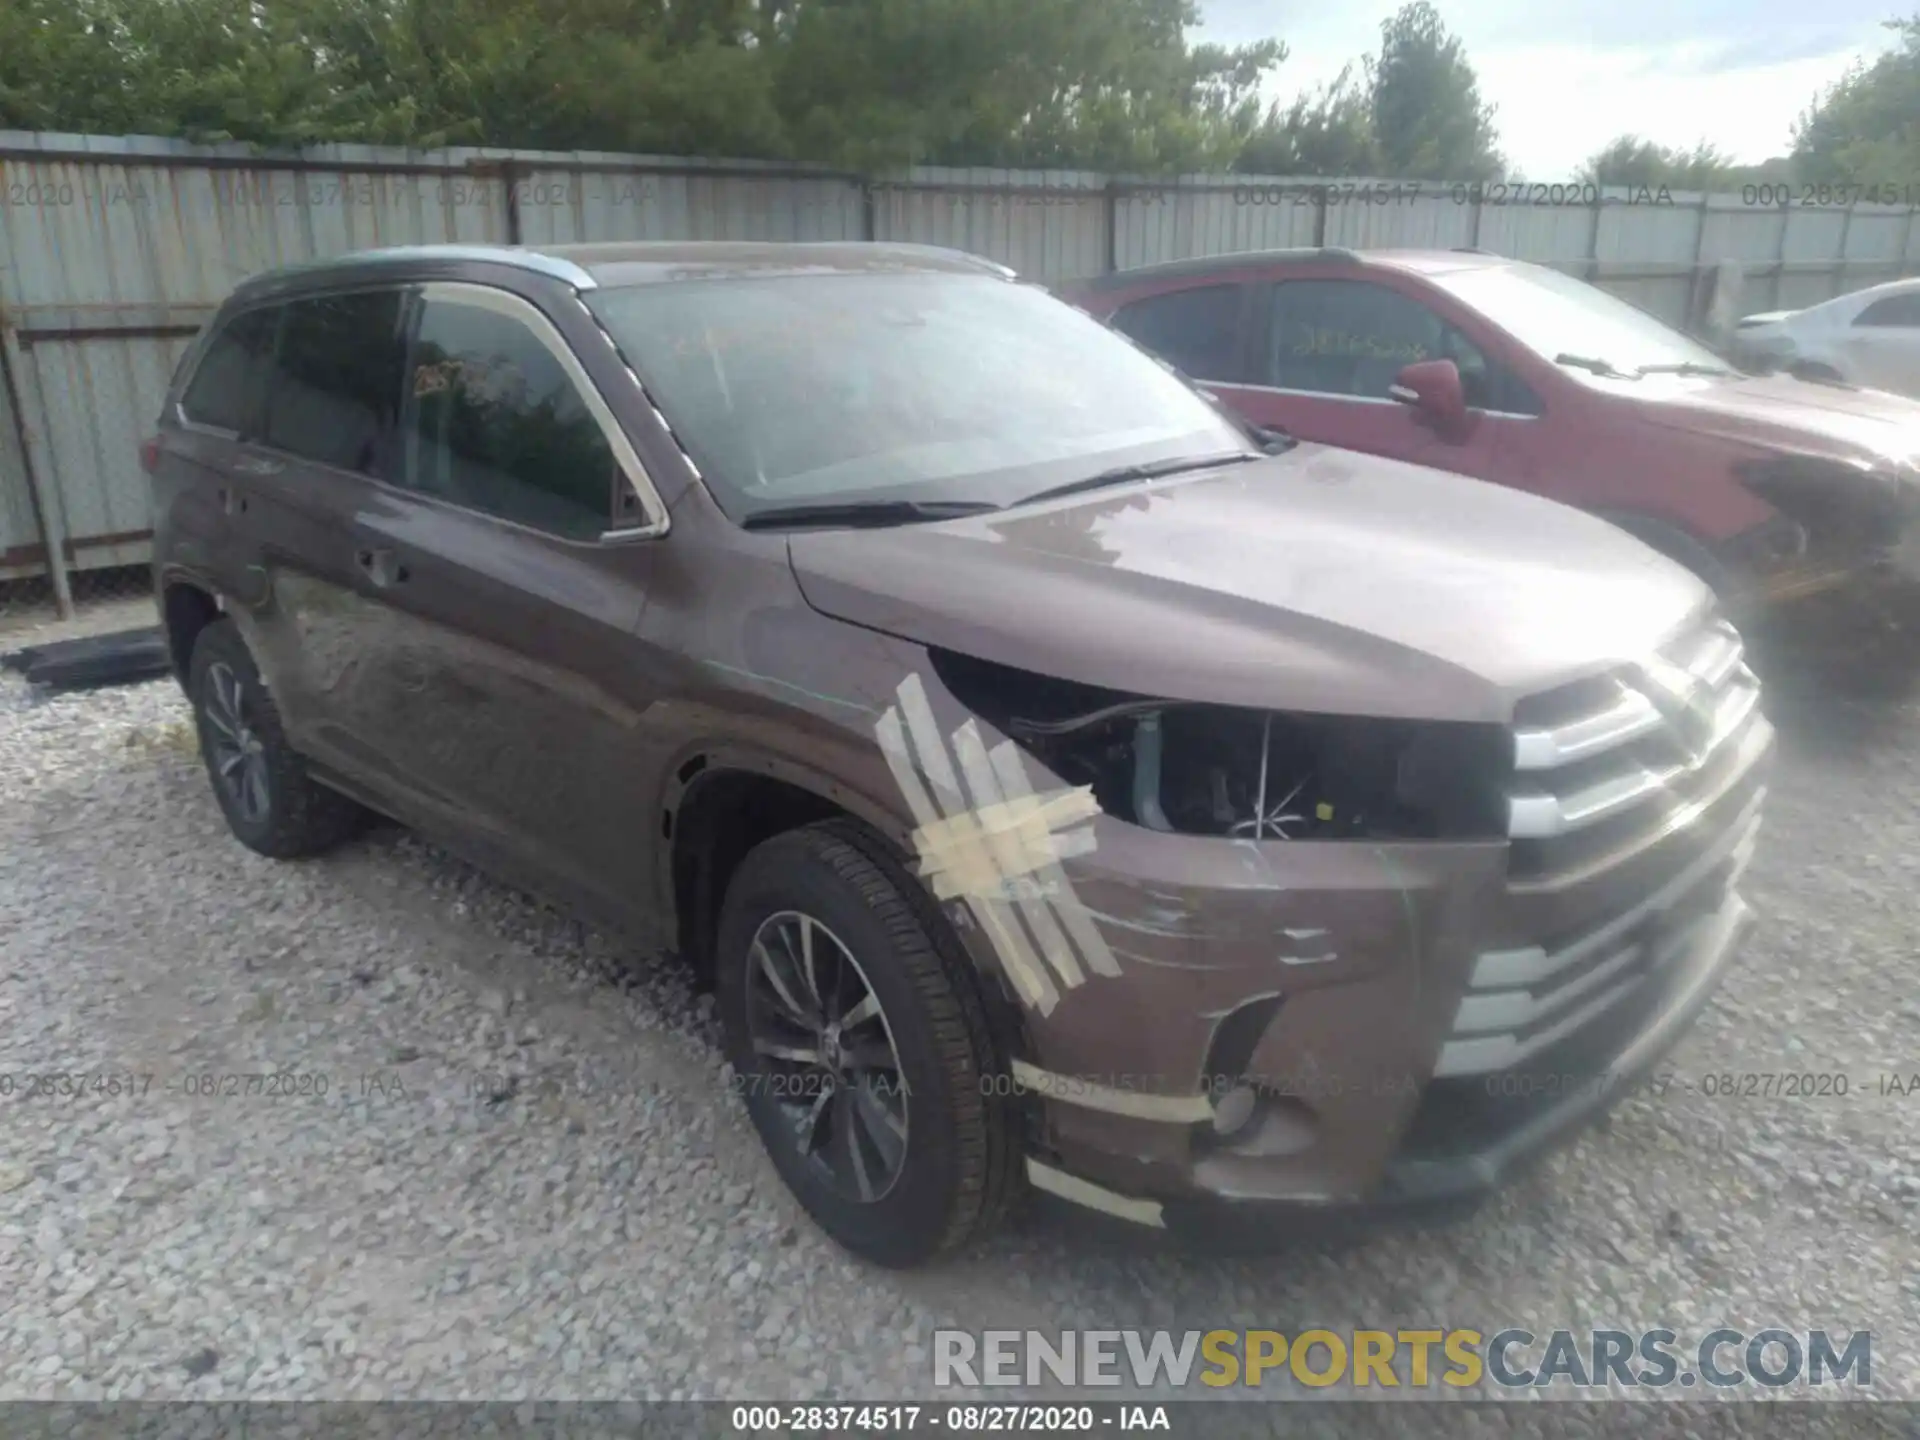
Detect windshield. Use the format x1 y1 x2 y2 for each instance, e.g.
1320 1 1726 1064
1430 262 1730 378
588 273 1252 521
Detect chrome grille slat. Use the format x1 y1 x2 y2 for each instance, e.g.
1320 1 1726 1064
1451 936 1646 1035
1688 623 1743 690
1473 794 1763 990
1507 721 1771 894
1509 617 1746 778
1433 895 1749 1078
1512 684 1664 770
1507 670 1762 839
1435 617 1768 1079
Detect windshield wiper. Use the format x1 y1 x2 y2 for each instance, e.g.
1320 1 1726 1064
1554 352 1638 379
1014 451 1260 509
1633 361 1733 378
739 499 1000 531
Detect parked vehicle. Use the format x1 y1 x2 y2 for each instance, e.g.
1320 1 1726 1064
1731 277 1920 398
1061 249 1920 607
150 242 1771 1266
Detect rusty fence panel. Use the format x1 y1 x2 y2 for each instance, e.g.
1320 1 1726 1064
3 130 1918 620
508 152 865 245
0 133 518 614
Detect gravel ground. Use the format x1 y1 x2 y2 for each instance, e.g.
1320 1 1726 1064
1 587 1918 1427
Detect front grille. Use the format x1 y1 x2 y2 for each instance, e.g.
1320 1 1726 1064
1433 615 1772 1079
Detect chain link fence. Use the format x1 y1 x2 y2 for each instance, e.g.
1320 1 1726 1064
0 564 155 651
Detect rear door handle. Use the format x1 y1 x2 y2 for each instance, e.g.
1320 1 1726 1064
353 546 410 588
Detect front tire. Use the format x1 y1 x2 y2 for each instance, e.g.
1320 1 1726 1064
716 821 1023 1267
188 618 366 859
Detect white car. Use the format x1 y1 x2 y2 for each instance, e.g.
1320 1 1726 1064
1732 278 1920 397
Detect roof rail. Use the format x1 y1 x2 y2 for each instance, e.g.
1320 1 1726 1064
865 241 1018 280
336 244 600 290
1451 246 1499 256
1081 245 1364 289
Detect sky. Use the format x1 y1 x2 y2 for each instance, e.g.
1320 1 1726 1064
1196 0 1903 177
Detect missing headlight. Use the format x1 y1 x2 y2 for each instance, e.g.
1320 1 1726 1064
1737 455 1906 566
927 649 1508 841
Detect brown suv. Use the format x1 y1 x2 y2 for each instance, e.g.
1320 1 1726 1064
149 242 1773 1267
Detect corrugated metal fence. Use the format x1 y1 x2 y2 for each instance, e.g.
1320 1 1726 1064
4 132 1918 610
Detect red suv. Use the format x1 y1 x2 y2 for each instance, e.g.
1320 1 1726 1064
1063 248 1920 608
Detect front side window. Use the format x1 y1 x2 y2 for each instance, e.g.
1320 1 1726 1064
1267 279 1509 407
1854 293 1920 328
587 273 1250 522
400 292 616 539
1111 284 1245 381
181 307 278 433
264 290 406 475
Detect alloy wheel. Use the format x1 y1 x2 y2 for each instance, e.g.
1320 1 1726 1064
743 910 909 1203
201 660 270 825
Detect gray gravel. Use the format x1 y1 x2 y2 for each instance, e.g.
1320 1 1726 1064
2 592 1918 1419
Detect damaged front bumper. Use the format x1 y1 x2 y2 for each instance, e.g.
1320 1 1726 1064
1732 459 1920 604
1060 891 1754 1248
911 617 1775 1240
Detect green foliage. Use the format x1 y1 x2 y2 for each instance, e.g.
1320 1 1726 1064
0 0 1281 170
1793 15 1920 183
1234 65 1379 175
1236 3 1501 179
1367 2 1502 180
776 0 1282 171
1581 136 1740 189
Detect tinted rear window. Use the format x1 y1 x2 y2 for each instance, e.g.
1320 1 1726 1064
180 308 277 433
1855 293 1920 327
1110 284 1244 381
264 290 407 475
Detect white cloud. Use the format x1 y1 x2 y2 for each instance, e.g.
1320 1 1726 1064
1475 44 1877 176
1198 0 1895 176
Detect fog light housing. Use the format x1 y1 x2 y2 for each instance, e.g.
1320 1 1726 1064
1211 1082 1259 1138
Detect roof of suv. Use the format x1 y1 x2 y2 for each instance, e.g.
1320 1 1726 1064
228 241 1016 302
1068 246 1512 293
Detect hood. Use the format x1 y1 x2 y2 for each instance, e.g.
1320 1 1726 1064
788 445 1711 724
1638 371 1920 467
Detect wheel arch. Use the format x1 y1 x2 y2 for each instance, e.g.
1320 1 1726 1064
659 745 1038 1084
661 745 911 989
159 572 223 689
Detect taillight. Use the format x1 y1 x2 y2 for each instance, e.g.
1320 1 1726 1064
139 436 161 474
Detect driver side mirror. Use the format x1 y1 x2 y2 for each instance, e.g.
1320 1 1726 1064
1389 359 1469 438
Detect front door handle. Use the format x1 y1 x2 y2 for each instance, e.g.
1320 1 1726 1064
354 546 409 588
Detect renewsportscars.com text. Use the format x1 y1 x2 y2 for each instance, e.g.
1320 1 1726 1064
933 1328 1872 1391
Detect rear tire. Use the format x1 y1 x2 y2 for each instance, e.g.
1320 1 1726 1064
188 618 367 859
716 820 1023 1267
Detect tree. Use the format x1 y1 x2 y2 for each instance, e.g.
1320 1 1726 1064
1367 2 1502 181
1234 65 1379 174
772 0 1284 172
1793 15 1920 185
1232 2 1502 179
1581 136 1739 190
0 0 1284 170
